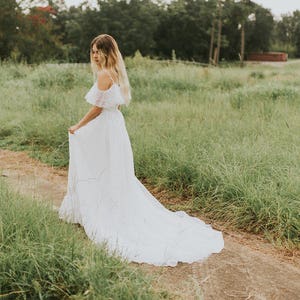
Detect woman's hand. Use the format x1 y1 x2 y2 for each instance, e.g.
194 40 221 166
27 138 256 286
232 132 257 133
68 124 80 134
68 106 102 135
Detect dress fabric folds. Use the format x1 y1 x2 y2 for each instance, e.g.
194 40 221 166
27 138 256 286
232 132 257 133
59 78 224 266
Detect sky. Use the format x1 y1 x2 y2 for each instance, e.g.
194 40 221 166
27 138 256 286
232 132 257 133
254 0 300 16
64 0 300 17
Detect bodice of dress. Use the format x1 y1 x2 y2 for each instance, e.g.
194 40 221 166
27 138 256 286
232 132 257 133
84 81 125 110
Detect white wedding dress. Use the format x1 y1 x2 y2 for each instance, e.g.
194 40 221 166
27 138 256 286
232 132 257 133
59 73 224 266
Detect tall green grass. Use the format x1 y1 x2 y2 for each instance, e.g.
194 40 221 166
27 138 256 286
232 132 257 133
0 180 167 299
0 58 299 247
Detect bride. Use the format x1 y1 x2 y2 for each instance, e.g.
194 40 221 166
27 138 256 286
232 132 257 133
59 34 224 266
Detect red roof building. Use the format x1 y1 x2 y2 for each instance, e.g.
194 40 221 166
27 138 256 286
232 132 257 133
247 52 288 62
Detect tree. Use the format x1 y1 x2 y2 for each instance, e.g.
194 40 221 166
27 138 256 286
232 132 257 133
59 0 162 61
0 0 279 63
221 0 273 62
0 0 21 60
234 0 255 66
208 0 218 64
275 15 294 54
273 10 300 58
98 0 162 56
17 4 64 63
293 11 300 57
154 0 213 61
246 6 273 52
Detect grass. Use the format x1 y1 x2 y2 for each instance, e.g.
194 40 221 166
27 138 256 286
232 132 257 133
0 179 167 299
0 57 299 248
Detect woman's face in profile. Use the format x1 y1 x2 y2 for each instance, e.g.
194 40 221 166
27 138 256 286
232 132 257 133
92 44 102 66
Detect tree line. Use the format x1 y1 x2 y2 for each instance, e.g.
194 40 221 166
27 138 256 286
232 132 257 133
1 0 300 64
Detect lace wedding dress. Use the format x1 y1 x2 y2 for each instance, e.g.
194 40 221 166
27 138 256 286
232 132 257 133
59 72 224 266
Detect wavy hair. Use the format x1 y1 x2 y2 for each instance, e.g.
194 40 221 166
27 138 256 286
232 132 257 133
90 34 131 106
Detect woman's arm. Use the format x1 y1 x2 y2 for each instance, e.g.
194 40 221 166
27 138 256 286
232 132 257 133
69 71 112 134
68 106 102 134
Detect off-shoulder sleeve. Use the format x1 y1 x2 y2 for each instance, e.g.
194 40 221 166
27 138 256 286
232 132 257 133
84 81 125 109
84 84 111 108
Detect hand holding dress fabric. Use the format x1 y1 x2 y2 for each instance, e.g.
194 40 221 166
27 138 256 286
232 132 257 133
68 124 80 134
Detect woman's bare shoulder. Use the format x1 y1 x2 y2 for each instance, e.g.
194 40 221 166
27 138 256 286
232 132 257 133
96 69 113 91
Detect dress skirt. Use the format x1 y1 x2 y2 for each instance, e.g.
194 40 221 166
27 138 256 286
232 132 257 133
59 108 224 266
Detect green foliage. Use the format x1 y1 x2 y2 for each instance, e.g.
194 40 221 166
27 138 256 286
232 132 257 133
0 180 166 299
213 77 243 91
0 0 20 59
0 0 283 63
166 162 199 193
249 71 265 79
222 0 274 60
0 1 65 63
230 84 299 111
30 65 90 90
154 0 212 61
53 0 162 61
273 10 300 58
246 5 274 52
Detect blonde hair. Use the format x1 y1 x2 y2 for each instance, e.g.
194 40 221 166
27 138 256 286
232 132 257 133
90 34 131 106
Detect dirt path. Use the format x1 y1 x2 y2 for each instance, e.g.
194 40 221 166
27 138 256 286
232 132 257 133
1 149 299 300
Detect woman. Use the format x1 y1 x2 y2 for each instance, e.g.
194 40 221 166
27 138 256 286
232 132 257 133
59 34 224 266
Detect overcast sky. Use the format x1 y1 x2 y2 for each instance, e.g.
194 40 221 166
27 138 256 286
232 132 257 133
254 0 300 16
64 0 300 17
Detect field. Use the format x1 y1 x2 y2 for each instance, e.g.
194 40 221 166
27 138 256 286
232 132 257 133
0 57 299 252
